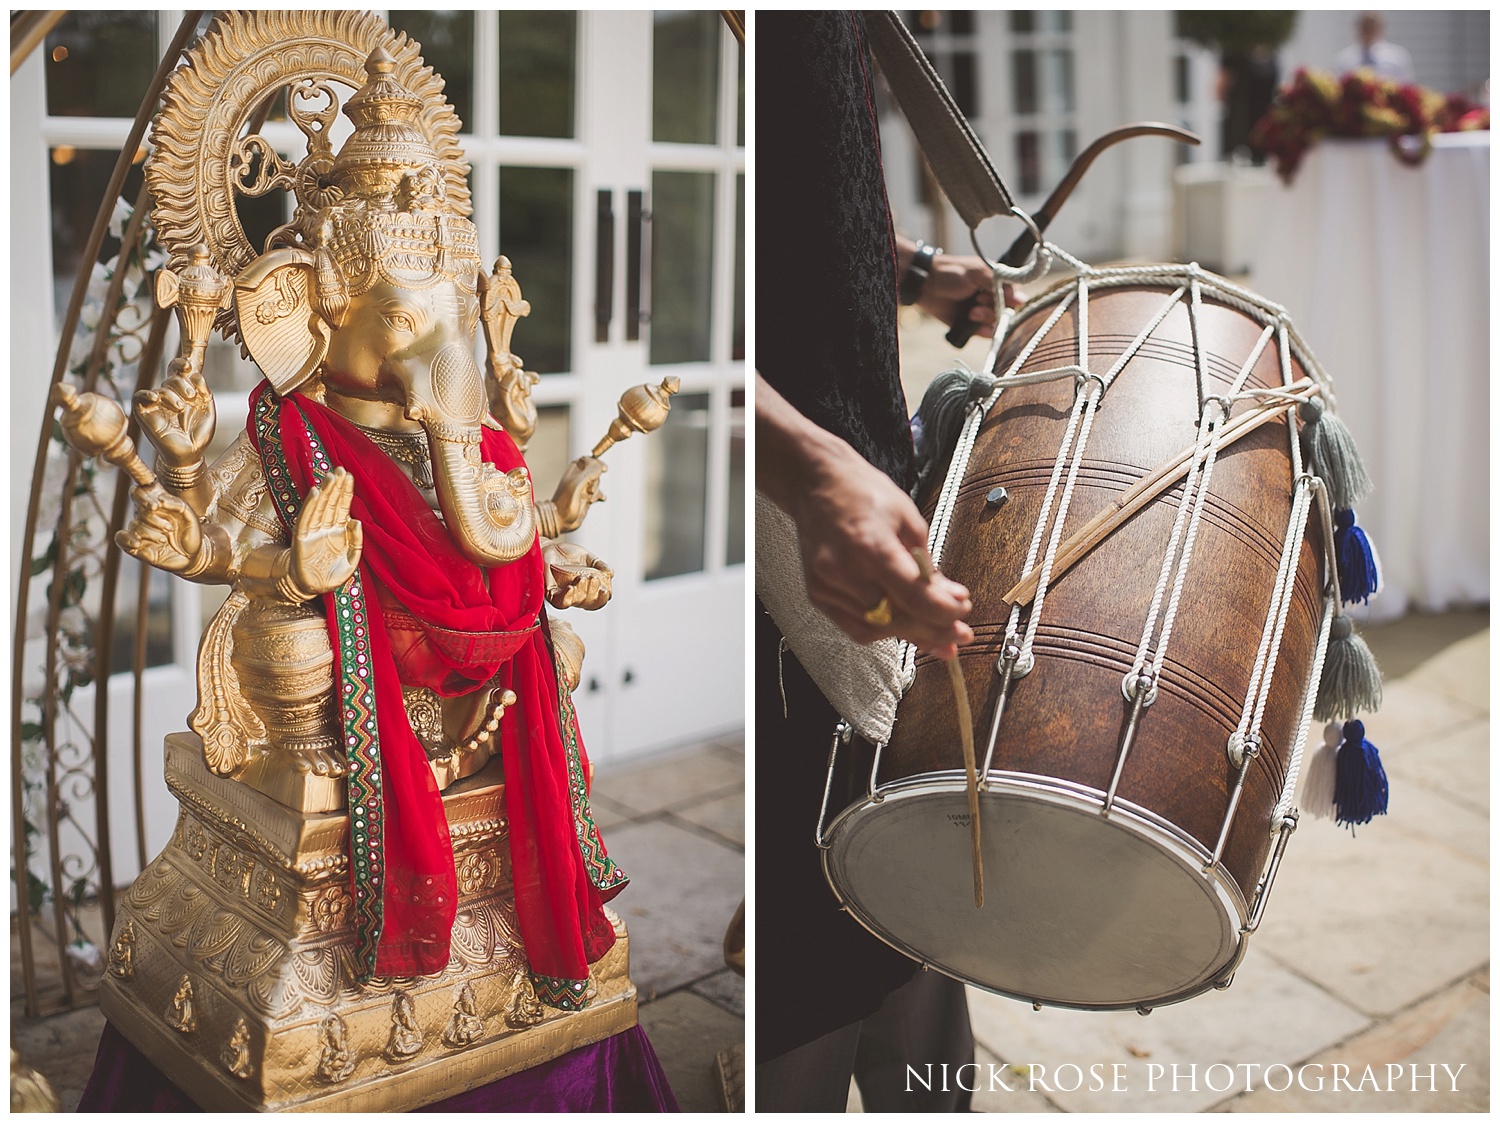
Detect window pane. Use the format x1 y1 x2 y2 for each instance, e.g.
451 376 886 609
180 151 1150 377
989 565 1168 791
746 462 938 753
499 11 577 139
732 174 745 362
522 404 572 522
1012 50 1037 116
499 166 574 374
1016 131 1041 195
953 53 978 118
653 11 720 144
726 387 745 566
390 11 474 131
950 11 975 35
644 391 709 580
736 37 745 147
1047 49 1075 113
45 12 157 119
234 183 287 262
49 147 146 319
649 170 715 366
1060 129 1078 166
1009 12 1035 34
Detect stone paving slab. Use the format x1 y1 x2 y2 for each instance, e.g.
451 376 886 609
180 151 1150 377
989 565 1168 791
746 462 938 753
1221 971 1488 1112
1392 625 1489 711
600 816 743 1001
671 791 746 847
690 968 746 1018
637 990 745 1112
1358 673 1484 759
1378 712 1489 817
966 947 1370 1113
593 744 744 817
970 1044 1066 1113
1255 799 1487 1016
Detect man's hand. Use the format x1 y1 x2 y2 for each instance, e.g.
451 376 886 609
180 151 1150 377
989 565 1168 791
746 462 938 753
897 238 1026 339
917 253 999 338
757 375 972 658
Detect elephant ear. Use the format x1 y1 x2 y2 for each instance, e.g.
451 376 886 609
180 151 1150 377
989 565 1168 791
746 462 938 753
234 248 330 394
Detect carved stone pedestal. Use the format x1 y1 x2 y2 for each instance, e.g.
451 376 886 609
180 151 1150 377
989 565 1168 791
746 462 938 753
100 733 636 1112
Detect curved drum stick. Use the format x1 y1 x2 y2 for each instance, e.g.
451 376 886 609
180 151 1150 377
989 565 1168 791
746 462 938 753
914 547 984 909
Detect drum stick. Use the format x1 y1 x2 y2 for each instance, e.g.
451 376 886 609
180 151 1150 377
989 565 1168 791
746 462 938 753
913 547 984 909
1003 382 1317 607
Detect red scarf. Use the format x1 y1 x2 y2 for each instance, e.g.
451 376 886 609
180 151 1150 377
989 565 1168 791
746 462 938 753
249 385 625 1005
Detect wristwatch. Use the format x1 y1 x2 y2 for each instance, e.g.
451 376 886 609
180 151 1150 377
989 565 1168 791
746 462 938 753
899 240 940 305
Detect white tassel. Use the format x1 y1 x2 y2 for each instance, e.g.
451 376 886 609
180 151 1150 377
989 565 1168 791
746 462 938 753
1299 721 1342 819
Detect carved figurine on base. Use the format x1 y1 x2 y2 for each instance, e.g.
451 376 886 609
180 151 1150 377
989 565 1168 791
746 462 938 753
54 12 677 1113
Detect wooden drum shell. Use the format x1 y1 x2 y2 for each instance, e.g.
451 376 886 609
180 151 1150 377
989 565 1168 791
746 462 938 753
888 284 1325 905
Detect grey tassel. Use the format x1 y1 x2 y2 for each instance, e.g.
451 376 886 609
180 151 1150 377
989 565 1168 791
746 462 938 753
1300 398 1372 510
1314 614 1383 721
912 368 996 501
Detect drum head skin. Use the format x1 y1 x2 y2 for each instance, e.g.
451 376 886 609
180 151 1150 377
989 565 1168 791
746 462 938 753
823 772 1247 1011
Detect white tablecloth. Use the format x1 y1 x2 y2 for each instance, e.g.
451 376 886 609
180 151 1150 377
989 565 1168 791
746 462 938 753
1250 133 1489 621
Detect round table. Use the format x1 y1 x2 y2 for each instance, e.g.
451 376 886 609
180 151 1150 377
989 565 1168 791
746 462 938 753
1249 132 1489 621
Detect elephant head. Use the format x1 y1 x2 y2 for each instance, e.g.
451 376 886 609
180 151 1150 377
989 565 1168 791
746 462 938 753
231 49 535 567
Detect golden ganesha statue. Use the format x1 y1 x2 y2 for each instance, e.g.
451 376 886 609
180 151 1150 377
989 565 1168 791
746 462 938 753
55 11 676 1112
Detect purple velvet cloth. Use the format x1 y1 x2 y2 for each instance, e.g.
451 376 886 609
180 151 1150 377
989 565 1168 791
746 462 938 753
76 1019 679 1112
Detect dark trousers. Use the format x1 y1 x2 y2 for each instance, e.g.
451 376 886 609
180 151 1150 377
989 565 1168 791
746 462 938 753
755 969 975 1112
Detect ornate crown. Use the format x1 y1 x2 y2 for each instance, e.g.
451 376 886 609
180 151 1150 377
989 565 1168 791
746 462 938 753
301 49 481 297
146 11 480 341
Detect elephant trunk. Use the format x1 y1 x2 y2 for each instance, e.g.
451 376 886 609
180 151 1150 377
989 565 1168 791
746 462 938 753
409 339 536 567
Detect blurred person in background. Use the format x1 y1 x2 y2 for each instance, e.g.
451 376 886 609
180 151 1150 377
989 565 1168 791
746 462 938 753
1335 12 1416 83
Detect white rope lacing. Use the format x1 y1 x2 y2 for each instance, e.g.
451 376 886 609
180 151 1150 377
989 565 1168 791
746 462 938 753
1227 317 1321 779
898 257 1347 798
1128 313 1277 698
901 286 1082 691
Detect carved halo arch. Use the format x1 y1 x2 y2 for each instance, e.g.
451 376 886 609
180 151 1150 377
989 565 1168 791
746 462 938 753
146 9 471 345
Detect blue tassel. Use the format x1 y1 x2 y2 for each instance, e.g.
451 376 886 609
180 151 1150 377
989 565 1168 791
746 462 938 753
1333 719 1388 831
1333 509 1379 605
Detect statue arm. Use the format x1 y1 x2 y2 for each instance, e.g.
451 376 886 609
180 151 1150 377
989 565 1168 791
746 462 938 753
543 539 612 611
239 467 362 603
536 455 607 538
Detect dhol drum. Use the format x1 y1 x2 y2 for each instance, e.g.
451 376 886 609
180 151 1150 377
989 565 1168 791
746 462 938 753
820 263 1346 1013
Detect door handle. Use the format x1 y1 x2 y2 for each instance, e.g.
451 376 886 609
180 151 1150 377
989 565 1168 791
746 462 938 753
594 189 614 343
626 189 649 341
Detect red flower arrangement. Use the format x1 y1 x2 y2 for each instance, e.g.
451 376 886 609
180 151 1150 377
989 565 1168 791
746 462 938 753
1251 68 1489 184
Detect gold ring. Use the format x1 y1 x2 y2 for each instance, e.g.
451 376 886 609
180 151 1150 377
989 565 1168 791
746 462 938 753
862 596 893 627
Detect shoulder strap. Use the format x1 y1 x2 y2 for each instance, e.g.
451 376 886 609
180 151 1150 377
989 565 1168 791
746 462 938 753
863 10 1014 230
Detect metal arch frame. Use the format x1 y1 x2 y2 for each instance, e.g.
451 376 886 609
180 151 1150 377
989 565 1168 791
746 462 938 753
10 11 202 1017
